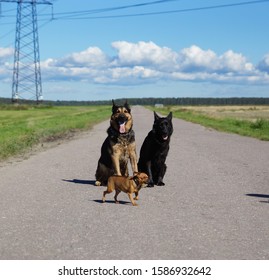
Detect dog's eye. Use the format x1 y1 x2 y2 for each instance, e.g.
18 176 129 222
116 109 121 113
124 109 128 113
162 121 168 126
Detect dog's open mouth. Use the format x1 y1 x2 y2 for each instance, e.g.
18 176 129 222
162 135 168 141
119 121 126 133
117 114 128 134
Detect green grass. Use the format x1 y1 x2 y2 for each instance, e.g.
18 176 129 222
152 106 269 141
0 104 111 160
2 104 268 161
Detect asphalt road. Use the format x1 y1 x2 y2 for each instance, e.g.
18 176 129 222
0 106 268 260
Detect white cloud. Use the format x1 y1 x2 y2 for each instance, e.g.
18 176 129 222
219 50 255 73
0 47 13 81
0 47 13 60
178 45 255 75
111 41 179 71
2 41 269 86
178 45 218 72
53 47 109 68
258 53 269 73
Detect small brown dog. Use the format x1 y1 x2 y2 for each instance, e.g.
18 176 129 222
102 172 149 206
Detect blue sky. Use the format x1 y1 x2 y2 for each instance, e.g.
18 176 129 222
1 0 269 101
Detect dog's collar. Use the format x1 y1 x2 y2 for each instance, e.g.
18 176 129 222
132 178 140 190
132 177 140 187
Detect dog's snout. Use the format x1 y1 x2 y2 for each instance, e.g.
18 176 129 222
118 114 127 123
144 176 149 184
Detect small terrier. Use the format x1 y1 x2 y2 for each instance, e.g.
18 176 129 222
102 172 149 206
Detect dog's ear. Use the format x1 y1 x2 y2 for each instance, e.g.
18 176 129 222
154 111 160 121
167 112 173 121
124 100 131 113
112 99 118 113
130 172 139 180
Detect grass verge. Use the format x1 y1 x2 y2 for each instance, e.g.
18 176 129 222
0 105 111 160
152 106 269 141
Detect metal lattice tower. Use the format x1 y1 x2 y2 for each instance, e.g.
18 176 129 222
0 0 52 103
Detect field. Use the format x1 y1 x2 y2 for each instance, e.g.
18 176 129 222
0 105 111 160
1 104 269 161
153 105 269 141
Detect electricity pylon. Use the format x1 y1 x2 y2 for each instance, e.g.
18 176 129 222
0 0 52 103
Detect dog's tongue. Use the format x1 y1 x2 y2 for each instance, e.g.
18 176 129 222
119 123 126 133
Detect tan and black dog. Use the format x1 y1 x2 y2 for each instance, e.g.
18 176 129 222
95 100 138 186
102 172 149 206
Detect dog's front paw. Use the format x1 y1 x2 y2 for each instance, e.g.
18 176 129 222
147 182 155 188
157 181 165 186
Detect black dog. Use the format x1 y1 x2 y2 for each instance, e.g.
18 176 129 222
138 111 173 187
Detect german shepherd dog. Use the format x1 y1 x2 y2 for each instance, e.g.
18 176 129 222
95 100 138 186
138 111 173 187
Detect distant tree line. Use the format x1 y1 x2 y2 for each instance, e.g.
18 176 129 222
112 97 269 106
0 96 269 106
39 97 269 106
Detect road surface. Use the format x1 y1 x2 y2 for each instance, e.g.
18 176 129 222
0 106 268 259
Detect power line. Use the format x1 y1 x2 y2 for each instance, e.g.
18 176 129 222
45 0 269 20
2 0 269 23
40 0 181 19
0 0 182 23
0 26 15 40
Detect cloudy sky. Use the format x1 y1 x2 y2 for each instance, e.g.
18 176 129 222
1 0 269 101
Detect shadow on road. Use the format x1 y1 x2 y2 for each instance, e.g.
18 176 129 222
246 193 269 204
93 199 131 206
62 179 96 186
